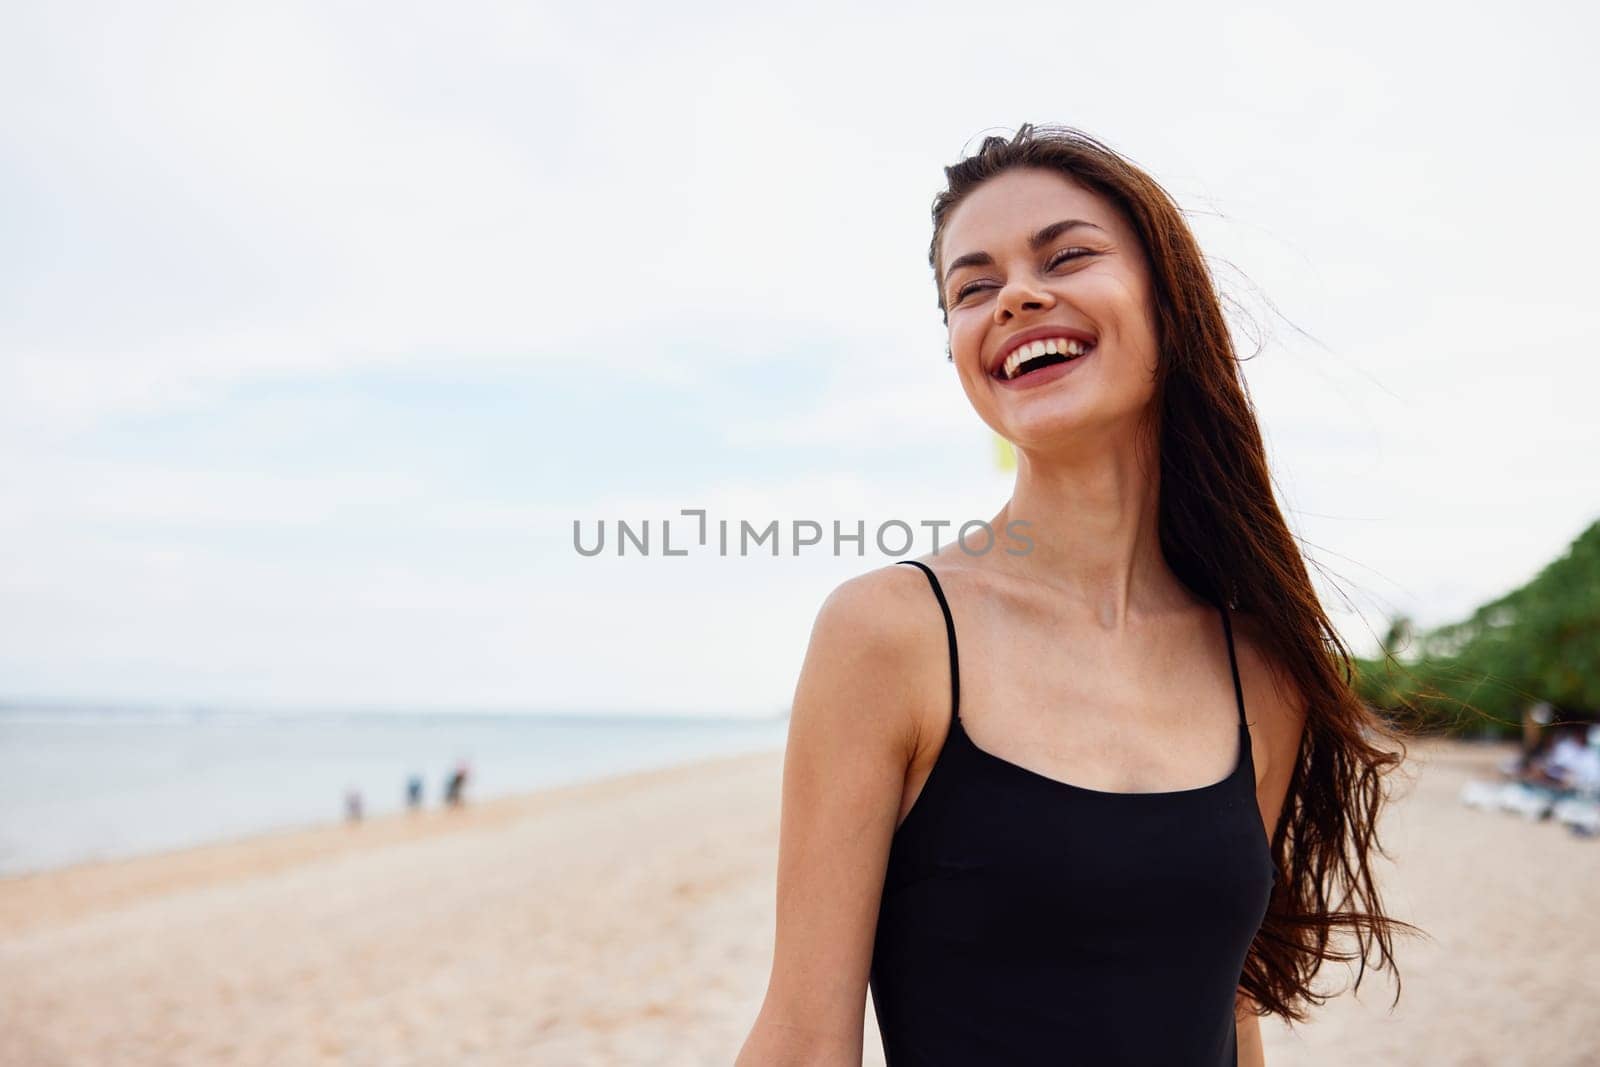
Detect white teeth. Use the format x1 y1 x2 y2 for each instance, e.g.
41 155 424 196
999 336 1092 380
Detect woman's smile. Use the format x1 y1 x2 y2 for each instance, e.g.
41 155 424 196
991 342 1095 390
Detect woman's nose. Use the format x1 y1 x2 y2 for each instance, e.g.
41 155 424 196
994 279 1055 320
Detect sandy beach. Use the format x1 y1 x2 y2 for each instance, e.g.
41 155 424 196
1 737 1596 1066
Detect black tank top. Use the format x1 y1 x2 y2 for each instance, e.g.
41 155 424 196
869 560 1276 1066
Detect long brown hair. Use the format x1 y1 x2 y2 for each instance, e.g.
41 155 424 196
928 123 1425 1024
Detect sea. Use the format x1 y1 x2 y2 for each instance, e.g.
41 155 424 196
0 704 791 878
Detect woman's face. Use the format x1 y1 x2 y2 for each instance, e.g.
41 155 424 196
938 167 1161 449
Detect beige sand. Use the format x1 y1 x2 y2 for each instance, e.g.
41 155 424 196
0 738 1595 1066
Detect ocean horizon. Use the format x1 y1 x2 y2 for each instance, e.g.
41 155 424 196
0 703 790 878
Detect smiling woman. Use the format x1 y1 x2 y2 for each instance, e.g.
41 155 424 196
736 124 1423 1067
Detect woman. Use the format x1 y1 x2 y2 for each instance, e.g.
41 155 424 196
736 124 1419 1066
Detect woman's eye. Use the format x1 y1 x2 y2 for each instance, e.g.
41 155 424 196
1049 246 1093 268
951 248 1094 303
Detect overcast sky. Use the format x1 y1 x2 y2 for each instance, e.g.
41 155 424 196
2 2 1595 715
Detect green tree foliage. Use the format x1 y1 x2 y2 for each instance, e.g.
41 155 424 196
1353 519 1600 737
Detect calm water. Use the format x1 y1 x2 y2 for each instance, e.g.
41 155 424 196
0 705 790 877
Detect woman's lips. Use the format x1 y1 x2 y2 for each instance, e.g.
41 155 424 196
991 345 1094 389
989 331 1098 378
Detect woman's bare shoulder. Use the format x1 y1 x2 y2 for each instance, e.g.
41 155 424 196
1227 611 1307 707
1227 608 1310 777
811 560 948 646
798 562 953 741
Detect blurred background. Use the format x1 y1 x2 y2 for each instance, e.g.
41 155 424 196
2 2 1596 1065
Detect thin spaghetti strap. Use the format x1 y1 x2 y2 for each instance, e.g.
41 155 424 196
1219 604 1247 727
895 560 960 720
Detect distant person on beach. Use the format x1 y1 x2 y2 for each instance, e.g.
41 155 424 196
344 788 363 822
444 761 470 807
406 774 424 810
1520 700 1555 772
737 124 1422 1067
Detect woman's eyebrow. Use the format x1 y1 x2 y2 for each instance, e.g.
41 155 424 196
943 218 1107 288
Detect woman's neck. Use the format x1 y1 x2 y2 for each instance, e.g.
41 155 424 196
975 434 1187 629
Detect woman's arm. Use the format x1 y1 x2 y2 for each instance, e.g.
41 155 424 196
735 570 928 1067
1236 991 1265 1067
1231 610 1310 1067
